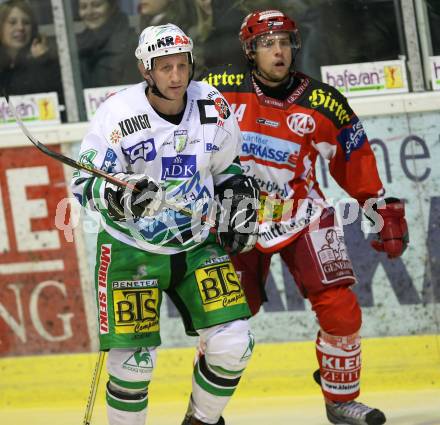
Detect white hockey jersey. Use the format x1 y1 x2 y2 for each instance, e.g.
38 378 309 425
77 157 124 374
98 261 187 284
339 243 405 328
71 81 242 254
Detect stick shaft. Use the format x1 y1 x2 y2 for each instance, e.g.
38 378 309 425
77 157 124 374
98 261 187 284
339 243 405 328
83 351 105 425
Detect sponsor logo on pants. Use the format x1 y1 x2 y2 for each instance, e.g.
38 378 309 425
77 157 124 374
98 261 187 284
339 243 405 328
112 280 160 334
195 262 246 312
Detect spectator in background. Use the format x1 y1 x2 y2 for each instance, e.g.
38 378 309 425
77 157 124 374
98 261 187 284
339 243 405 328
191 0 213 40
77 0 139 88
187 0 213 75
304 0 401 79
189 0 248 77
138 0 195 33
0 0 63 97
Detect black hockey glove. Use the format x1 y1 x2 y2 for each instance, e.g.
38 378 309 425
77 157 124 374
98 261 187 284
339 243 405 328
215 175 260 254
103 173 163 220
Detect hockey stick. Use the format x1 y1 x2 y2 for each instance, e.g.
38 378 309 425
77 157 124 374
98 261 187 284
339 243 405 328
6 97 215 223
7 99 139 193
83 351 105 425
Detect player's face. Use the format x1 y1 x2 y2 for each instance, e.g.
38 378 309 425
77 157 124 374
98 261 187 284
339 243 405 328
253 32 293 83
150 53 190 100
138 0 169 16
1 7 32 51
78 0 113 30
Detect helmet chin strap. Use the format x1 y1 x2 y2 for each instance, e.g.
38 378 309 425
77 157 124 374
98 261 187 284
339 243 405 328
145 74 173 101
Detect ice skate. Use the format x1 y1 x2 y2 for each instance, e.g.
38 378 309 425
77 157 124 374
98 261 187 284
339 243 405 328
313 370 386 425
181 415 225 425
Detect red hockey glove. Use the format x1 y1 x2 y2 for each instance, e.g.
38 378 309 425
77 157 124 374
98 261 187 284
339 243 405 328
368 197 409 258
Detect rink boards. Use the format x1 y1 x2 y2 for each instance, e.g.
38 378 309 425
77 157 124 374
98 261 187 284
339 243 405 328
1 334 439 409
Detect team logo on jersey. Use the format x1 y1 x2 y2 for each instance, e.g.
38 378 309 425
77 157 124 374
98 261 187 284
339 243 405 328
214 97 231 119
73 149 97 177
161 154 196 179
174 130 188 153
287 113 316 136
100 148 118 172
257 117 280 128
122 139 157 164
110 128 122 144
337 117 366 160
79 149 97 164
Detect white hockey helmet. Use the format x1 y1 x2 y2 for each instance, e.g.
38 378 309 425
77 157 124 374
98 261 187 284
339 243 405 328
135 24 194 70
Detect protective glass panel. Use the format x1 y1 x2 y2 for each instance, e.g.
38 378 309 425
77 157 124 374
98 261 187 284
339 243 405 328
266 0 404 80
426 0 440 54
190 0 404 79
0 0 64 108
70 0 140 89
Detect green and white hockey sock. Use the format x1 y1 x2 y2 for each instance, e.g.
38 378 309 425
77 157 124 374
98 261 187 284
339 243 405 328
106 377 149 425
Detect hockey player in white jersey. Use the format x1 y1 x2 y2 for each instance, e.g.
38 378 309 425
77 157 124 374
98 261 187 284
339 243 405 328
71 24 260 425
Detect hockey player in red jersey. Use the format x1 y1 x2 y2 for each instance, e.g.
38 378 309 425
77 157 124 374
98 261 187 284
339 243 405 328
204 9 409 425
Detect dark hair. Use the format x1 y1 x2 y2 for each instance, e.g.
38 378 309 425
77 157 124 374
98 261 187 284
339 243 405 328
0 0 39 49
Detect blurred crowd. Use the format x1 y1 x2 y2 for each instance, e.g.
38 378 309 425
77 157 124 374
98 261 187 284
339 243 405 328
0 0 62 96
1 0 439 106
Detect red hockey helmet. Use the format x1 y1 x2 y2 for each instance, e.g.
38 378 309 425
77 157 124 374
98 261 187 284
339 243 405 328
239 9 301 61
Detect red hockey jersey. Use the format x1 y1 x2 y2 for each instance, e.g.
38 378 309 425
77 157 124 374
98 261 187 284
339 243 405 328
204 68 384 252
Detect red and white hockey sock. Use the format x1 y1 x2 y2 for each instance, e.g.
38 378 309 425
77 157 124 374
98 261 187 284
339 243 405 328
315 330 361 402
